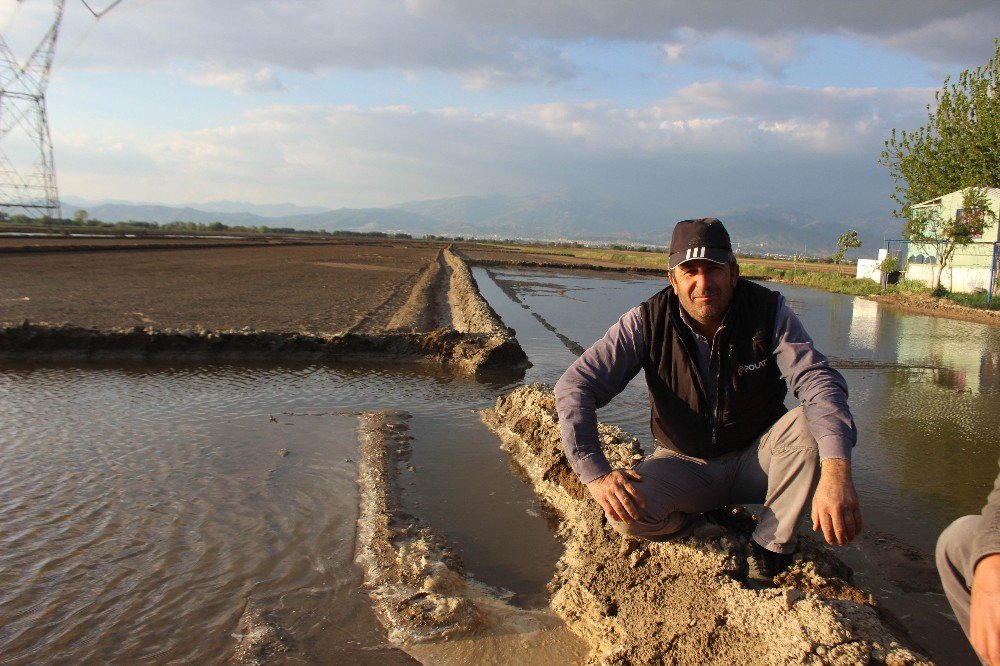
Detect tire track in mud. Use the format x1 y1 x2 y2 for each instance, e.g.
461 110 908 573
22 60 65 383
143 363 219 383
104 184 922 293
347 251 449 334
485 268 587 357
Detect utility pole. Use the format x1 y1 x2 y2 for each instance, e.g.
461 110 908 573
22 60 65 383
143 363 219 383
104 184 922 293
0 0 66 219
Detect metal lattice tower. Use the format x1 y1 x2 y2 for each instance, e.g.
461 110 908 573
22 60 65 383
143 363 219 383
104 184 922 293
0 0 66 219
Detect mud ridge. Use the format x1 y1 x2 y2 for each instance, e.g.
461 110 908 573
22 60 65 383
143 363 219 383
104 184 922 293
480 384 931 665
0 322 522 373
354 411 588 663
484 267 587 356
0 250 528 374
446 247 517 336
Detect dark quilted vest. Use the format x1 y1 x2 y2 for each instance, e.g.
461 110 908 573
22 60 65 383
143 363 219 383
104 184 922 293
640 279 787 458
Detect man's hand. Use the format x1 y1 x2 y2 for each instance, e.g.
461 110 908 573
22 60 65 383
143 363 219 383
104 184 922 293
971 554 1000 666
810 458 863 545
587 469 645 523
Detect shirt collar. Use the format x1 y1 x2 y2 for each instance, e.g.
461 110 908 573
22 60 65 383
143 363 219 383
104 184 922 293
677 301 733 344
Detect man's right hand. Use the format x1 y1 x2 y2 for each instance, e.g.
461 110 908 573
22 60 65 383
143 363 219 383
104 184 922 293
587 469 645 522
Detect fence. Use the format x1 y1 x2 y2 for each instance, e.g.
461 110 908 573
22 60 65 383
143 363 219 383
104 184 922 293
876 240 1000 302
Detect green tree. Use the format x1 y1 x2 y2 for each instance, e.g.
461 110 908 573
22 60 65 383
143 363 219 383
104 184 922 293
73 209 89 225
880 40 1000 220
832 229 861 265
905 187 997 291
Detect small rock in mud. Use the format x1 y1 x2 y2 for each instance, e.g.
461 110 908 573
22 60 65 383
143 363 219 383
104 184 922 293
277 449 290 458
232 602 293 663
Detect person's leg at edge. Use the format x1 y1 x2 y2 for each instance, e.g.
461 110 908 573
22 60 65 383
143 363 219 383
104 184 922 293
936 513 981 638
729 405 820 555
607 447 729 540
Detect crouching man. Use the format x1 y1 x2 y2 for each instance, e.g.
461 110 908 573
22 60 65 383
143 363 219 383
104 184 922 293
554 218 863 579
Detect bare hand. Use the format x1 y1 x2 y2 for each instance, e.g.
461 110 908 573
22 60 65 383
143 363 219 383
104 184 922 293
811 458 863 545
971 554 1000 665
587 469 645 523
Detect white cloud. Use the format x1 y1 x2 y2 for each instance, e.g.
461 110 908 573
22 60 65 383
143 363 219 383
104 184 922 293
54 81 932 215
182 64 287 95
8 0 994 90
10 0 986 221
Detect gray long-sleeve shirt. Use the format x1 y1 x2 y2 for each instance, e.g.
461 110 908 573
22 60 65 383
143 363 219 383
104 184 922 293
554 290 857 483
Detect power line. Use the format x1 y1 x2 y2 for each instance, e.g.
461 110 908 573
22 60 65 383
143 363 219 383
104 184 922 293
79 0 124 19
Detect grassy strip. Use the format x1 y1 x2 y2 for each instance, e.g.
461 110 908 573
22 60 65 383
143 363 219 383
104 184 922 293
741 263 886 296
502 245 670 269
943 290 1000 310
493 243 1000 312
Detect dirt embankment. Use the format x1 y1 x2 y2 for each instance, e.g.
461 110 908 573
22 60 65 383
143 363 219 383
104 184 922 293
480 385 931 665
0 243 527 373
871 290 1000 326
355 411 589 665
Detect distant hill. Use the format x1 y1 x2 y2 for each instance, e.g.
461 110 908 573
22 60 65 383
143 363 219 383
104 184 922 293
651 205 895 258
61 193 899 257
180 200 331 217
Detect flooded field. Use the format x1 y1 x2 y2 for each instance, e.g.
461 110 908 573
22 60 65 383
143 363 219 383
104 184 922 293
0 361 555 663
479 266 1000 664
1 265 998 663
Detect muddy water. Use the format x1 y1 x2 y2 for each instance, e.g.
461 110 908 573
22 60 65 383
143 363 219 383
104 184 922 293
478 265 999 665
0 361 557 663
3 267 998 665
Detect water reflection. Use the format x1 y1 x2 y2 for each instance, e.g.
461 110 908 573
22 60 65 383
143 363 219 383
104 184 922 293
848 297 880 352
0 361 554 663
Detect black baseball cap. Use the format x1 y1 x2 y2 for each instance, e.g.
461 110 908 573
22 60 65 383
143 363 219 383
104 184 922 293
667 218 734 270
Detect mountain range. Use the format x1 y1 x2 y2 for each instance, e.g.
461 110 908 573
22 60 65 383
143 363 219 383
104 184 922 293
60 192 901 257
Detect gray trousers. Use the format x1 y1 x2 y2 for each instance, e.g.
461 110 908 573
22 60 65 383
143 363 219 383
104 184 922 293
611 406 820 554
936 514 981 640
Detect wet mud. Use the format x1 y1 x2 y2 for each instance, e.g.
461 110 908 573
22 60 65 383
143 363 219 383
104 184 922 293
0 246 527 374
479 384 932 665
354 411 589 664
872 291 1000 327
232 601 294 664
485 268 588 356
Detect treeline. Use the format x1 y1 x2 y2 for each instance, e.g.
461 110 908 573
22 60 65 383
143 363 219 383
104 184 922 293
0 212 412 239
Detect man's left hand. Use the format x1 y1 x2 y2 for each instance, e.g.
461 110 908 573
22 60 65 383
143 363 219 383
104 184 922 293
811 458 863 545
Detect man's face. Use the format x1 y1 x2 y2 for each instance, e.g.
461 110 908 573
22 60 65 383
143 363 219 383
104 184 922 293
668 259 739 334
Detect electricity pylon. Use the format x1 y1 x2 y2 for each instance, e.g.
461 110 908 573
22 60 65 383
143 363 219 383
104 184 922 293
0 0 66 220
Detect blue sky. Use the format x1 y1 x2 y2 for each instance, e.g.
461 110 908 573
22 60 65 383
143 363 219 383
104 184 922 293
2 0 999 224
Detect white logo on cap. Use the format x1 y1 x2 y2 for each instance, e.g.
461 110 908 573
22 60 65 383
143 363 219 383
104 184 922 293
685 247 706 260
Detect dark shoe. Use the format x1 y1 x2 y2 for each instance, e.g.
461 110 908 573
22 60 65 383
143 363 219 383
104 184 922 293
747 541 793 583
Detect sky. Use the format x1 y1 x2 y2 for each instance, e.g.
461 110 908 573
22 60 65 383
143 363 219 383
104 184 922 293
2 0 1000 223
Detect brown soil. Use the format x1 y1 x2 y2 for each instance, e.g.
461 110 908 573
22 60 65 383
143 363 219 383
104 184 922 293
0 239 527 373
0 239 439 333
479 385 931 665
